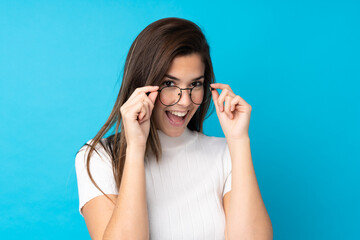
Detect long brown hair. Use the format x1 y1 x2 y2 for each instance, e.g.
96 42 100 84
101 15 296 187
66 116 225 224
77 17 216 205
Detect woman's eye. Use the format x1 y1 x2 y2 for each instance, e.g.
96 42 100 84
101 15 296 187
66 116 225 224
192 81 203 87
162 80 174 87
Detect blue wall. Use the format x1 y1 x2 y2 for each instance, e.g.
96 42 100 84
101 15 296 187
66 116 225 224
1 0 359 239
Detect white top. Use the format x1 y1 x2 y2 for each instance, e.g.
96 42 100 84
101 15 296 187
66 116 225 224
75 127 232 239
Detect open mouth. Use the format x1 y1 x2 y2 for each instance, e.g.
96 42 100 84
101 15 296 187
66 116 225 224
165 110 189 127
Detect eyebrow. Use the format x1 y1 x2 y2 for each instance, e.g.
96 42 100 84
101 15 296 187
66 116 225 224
164 74 204 81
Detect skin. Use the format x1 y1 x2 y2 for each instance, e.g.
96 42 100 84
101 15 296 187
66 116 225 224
120 52 205 146
82 52 272 239
98 54 205 240
211 83 273 239
152 53 205 137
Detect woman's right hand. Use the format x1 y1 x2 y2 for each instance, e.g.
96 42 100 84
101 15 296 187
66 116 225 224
120 85 159 149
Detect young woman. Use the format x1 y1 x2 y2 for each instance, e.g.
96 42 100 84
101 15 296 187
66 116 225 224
75 17 272 239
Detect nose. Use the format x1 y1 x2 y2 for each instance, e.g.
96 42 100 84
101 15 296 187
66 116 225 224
177 89 192 106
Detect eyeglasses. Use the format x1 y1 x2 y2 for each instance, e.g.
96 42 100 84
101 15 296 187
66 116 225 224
156 85 214 107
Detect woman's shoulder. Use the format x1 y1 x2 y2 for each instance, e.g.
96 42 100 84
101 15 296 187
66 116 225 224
75 138 112 166
77 138 108 154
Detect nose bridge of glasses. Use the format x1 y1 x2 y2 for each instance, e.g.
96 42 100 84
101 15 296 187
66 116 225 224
180 87 193 95
175 87 190 103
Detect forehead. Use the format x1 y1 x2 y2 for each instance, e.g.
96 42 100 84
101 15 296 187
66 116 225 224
165 53 205 81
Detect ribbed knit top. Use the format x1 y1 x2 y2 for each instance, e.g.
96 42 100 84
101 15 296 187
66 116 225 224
75 127 232 240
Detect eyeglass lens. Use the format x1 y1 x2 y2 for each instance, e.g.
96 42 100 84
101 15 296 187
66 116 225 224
159 86 206 106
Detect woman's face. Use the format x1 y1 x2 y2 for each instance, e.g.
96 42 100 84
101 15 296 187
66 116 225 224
153 53 205 137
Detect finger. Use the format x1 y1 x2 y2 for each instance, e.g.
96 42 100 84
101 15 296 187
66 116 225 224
217 88 231 112
138 102 149 123
128 85 159 102
210 87 221 112
130 91 153 107
131 92 156 123
224 96 234 119
230 96 241 111
141 100 152 122
210 83 235 94
147 90 159 105
122 99 145 121
145 95 155 114
126 92 146 110
137 109 144 121
140 93 155 115
231 94 249 107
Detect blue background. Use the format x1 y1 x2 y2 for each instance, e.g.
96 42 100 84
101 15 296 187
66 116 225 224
1 0 359 239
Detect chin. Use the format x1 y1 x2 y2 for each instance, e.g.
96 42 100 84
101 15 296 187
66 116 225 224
154 108 196 137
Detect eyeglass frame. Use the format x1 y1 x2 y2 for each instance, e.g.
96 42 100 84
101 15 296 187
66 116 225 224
152 85 215 107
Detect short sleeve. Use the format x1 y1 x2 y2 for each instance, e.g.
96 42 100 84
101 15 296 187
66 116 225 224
75 139 118 217
222 142 232 197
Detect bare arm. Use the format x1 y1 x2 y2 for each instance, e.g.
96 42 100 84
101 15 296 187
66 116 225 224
224 138 273 239
82 86 158 240
81 146 149 240
210 82 272 239
102 146 149 240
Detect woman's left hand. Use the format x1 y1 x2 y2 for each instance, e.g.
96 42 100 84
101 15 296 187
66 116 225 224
210 83 252 140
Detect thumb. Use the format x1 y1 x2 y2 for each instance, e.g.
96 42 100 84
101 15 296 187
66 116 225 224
211 87 220 112
148 91 159 104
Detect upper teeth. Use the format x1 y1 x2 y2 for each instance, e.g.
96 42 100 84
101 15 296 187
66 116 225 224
169 111 187 117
